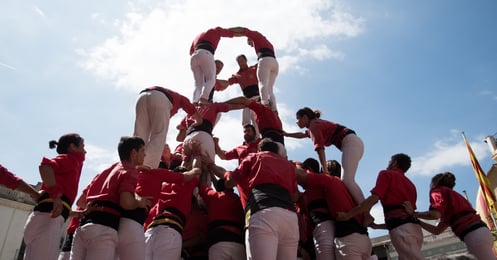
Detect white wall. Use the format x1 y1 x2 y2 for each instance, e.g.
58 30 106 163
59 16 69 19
0 198 33 260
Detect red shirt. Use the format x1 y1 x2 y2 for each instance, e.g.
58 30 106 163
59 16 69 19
0 164 22 190
154 177 199 221
135 168 186 206
181 103 230 129
306 173 361 223
199 185 244 227
224 139 260 164
241 29 275 54
430 186 482 237
85 161 138 205
306 118 353 151
40 152 85 204
228 65 259 89
302 170 330 216
189 27 235 55
228 151 297 196
248 100 282 131
370 168 417 221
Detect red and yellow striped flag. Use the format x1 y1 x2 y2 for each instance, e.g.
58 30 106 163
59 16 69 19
462 132 497 229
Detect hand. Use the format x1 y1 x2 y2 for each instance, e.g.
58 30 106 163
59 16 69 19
136 195 152 209
402 201 414 215
335 211 350 221
50 197 63 218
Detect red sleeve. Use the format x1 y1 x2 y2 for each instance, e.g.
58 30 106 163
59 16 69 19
0 164 22 190
429 188 447 214
307 121 325 150
370 170 390 199
178 95 197 115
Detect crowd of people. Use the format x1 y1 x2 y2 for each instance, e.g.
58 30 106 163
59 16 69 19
1 26 496 260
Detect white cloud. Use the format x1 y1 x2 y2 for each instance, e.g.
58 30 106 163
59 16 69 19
409 130 490 176
0 61 16 70
33 6 46 19
78 0 364 94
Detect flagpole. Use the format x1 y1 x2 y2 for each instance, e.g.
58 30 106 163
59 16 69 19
461 132 497 231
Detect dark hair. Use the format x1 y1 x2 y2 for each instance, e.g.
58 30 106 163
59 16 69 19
391 153 411 172
432 172 456 189
302 158 320 173
258 138 279 154
326 160 342 178
118 136 145 161
296 107 321 119
49 133 84 154
237 54 247 61
214 178 228 192
243 124 257 134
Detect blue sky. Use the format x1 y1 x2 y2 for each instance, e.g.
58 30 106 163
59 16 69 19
1 0 496 238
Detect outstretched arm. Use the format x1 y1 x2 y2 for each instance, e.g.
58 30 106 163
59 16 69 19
418 220 448 235
283 131 308 139
224 96 251 106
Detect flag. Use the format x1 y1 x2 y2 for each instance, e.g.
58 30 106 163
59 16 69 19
462 132 497 230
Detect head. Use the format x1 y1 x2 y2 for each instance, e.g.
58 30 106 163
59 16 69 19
258 138 279 154
296 107 320 128
49 133 86 155
431 172 456 189
214 178 231 192
326 160 342 178
243 124 258 143
302 158 320 173
215 60 224 75
236 54 248 69
118 136 146 165
387 153 411 172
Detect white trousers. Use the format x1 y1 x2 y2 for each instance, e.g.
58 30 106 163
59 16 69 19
257 56 279 111
341 134 365 204
246 207 299 260
70 223 118 260
144 225 182 260
313 220 336 260
388 223 424 260
191 49 216 102
23 211 64 260
209 241 247 260
334 233 372 260
134 89 173 169
464 226 496 260
117 218 145 260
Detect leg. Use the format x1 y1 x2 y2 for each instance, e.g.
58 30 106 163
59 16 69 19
334 233 372 260
145 226 182 260
313 220 336 260
388 223 424 260
464 227 496 260
117 218 146 260
142 91 172 169
23 212 64 260
341 134 365 204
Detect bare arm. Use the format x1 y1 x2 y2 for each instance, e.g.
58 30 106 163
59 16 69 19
120 192 151 211
336 194 380 221
418 220 448 235
415 209 441 220
213 137 227 160
16 181 40 201
283 131 308 139
316 148 328 174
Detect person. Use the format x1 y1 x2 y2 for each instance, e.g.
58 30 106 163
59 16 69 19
0 164 40 201
177 101 242 174
58 207 82 260
411 172 496 259
224 138 299 260
233 27 279 112
214 123 260 209
296 160 371 260
134 86 202 169
299 158 336 260
226 96 286 158
144 164 202 260
23 133 86 260
284 107 365 205
326 160 342 178
199 177 246 260
336 153 424 260
70 136 151 260
190 27 243 104
226 54 260 133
